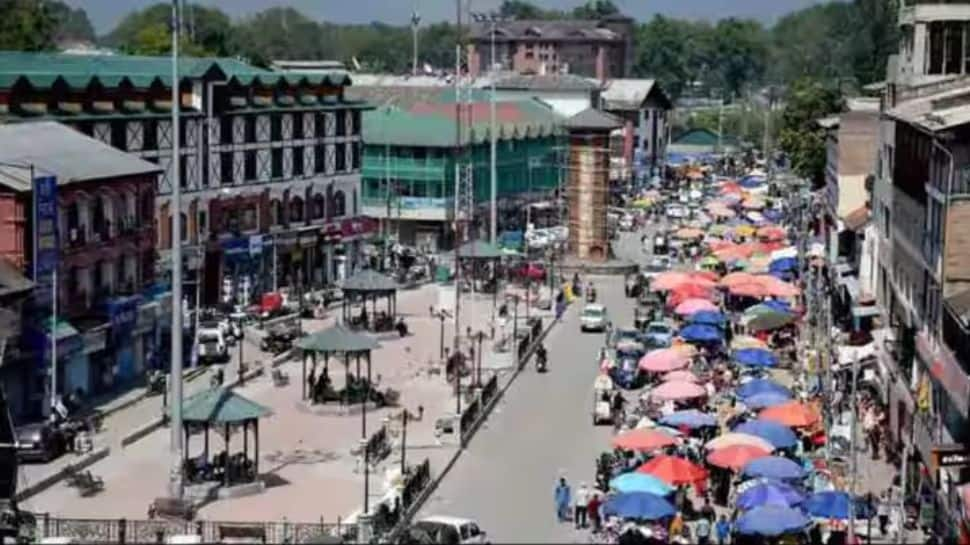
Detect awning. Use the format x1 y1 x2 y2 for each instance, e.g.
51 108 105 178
839 276 861 302
851 305 882 319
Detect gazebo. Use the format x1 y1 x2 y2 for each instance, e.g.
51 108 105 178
295 323 381 402
181 388 272 488
339 269 399 328
442 239 505 309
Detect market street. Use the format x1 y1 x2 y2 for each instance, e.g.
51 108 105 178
415 228 659 543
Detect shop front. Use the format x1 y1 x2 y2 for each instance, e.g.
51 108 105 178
105 295 141 386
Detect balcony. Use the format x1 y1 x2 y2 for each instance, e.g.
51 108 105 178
899 2 970 25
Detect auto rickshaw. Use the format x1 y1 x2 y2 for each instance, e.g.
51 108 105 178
609 342 645 389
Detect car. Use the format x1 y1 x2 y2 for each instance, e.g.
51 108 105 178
412 516 488 544
643 321 674 348
16 422 67 463
611 328 643 347
197 322 229 364
580 304 609 332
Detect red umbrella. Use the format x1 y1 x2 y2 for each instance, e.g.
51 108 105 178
728 282 771 298
612 428 679 452
637 455 708 485
757 225 787 242
760 401 821 428
706 444 771 471
670 283 714 301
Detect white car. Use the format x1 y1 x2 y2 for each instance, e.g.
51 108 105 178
413 516 488 544
666 205 688 219
580 304 609 332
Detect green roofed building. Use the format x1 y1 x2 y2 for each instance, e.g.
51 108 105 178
361 98 563 251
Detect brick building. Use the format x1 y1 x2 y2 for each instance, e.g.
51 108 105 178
467 16 634 81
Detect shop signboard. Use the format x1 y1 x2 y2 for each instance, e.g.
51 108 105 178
106 296 141 340
918 332 970 417
33 175 58 308
398 197 447 211
321 216 379 243
932 444 970 470
249 235 263 256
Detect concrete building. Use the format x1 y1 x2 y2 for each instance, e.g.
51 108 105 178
897 0 970 85
360 99 562 251
600 79 672 179
0 122 161 418
0 52 373 306
467 16 634 81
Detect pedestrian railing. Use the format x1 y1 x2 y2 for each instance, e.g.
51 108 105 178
400 458 432 511
481 375 499 406
34 514 350 544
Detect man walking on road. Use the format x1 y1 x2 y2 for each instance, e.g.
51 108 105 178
554 477 571 522
574 482 590 529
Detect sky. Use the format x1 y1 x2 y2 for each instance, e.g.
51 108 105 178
65 0 833 34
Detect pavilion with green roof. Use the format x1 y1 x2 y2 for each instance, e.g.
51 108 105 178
180 387 272 487
295 323 380 402
338 269 399 328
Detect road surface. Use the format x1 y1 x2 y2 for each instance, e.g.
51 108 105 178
415 230 657 542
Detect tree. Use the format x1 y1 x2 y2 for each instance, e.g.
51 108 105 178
632 15 713 100
498 0 559 20
848 0 899 85
0 0 58 51
230 7 329 66
104 3 233 57
708 19 767 98
572 1 620 19
48 1 96 45
777 79 843 186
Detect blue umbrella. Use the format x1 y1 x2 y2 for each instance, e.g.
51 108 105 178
804 491 875 520
688 310 726 326
769 257 798 273
660 409 717 429
735 420 800 449
609 473 675 496
734 348 779 368
742 391 792 409
742 456 806 480
737 378 791 399
736 481 805 510
763 209 784 222
679 324 723 344
602 492 677 520
736 505 811 536
740 176 765 188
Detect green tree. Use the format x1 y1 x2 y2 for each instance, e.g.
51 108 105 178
571 0 620 18
0 0 58 51
708 19 767 98
49 1 96 45
498 0 560 19
105 3 233 57
632 15 714 99
777 79 843 186
848 0 899 85
231 7 328 66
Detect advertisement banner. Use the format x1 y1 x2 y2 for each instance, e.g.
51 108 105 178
398 197 447 210
33 175 58 308
106 296 141 340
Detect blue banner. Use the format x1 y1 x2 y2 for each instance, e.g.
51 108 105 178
105 296 141 339
398 197 447 210
33 175 58 308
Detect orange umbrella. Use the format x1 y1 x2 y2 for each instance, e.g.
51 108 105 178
612 428 679 452
674 227 705 239
757 276 800 297
760 401 821 428
638 455 708 485
706 444 771 471
651 272 693 291
720 272 758 287
728 282 771 298
758 225 787 241
670 283 715 302
708 239 735 252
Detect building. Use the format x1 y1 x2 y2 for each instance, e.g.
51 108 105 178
360 99 562 251
467 16 634 81
668 128 742 156
897 0 970 84
0 52 374 306
0 121 161 418
600 79 673 180
487 73 601 118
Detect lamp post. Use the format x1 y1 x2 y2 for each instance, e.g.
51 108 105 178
475 331 485 387
236 316 245 384
436 310 446 362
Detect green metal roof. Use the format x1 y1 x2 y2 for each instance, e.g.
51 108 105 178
0 51 352 90
182 387 272 424
339 269 399 293
295 324 381 354
363 98 563 148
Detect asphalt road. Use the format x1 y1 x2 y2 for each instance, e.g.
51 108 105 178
415 228 662 543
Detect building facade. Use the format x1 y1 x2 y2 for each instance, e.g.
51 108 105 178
0 122 161 419
360 99 562 251
0 52 374 307
600 79 672 180
467 16 634 81
897 0 970 84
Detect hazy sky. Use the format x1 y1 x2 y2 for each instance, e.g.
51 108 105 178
65 0 833 34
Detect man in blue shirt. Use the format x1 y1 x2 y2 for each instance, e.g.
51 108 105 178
715 515 731 545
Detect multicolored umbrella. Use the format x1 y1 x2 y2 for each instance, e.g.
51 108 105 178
706 444 771 472
759 401 821 428
733 348 779 368
650 380 707 401
659 409 717 429
612 428 679 452
638 349 690 372
705 432 775 452
729 282 771 298
674 298 719 316
736 481 805 510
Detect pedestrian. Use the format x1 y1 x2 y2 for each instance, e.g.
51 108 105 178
587 492 602 533
574 481 590 529
669 512 684 537
554 477 571 522
700 499 715 522
715 515 731 545
877 490 891 535
695 514 712 545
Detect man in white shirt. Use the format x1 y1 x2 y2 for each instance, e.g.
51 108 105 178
574 482 590 529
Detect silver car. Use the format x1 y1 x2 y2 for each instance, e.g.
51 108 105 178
580 304 609 332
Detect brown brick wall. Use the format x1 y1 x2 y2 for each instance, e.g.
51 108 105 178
945 197 970 294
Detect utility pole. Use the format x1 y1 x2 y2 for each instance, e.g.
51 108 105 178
168 0 185 502
489 17 498 245
50 268 57 411
848 352 860 544
763 86 773 171
411 7 421 76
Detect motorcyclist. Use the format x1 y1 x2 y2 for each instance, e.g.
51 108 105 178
536 344 548 371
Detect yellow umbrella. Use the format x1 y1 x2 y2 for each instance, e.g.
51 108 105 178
707 224 729 236
671 343 698 357
734 225 756 237
730 335 768 350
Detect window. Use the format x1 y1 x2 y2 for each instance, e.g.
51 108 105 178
352 189 358 215
271 115 282 141
312 194 325 219
270 199 282 226
271 148 283 178
333 191 346 217
335 143 346 172
180 156 188 189
220 152 233 184
220 116 233 145
289 197 304 223
111 121 127 151
315 112 327 138
352 111 361 136
143 120 158 150
292 148 304 176
198 210 207 234
245 116 256 142
336 111 346 137
352 142 361 170
314 144 325 173
244 151 257 180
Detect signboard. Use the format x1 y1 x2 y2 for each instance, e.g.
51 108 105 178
33 176 58 307
398 197 447 210
106 296 140 339
248 235 263 256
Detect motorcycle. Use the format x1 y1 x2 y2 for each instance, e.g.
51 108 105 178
395 318 409 338
535 346 548 373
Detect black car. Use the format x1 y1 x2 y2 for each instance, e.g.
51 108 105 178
15 422 67 463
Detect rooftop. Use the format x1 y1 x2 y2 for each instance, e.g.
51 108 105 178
490 73 600 92
600 78 671 111
563 107 623 131
470 18 631 42
886 83 970 132
0 51 351 90
0 122 161 191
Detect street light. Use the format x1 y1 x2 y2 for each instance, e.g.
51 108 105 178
474 331 485 387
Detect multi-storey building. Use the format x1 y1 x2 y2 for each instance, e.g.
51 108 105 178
0 121 160 418
600 79 672 180
467 16 634 81
898 0 970 84
359 99 562 250
0 52 373 306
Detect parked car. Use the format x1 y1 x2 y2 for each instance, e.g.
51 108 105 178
16 422 67 463
412 516 488 544
643 321 674 348
197 322 229 364
580 304 609 332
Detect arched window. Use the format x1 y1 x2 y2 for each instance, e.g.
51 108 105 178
290 196 304 223
269 199 283 226
333 190 346 218
312 194 325 219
